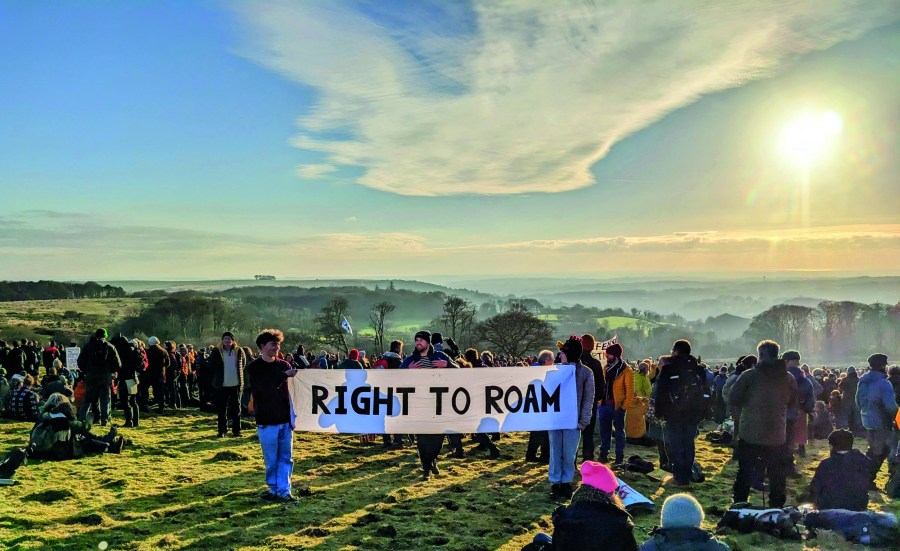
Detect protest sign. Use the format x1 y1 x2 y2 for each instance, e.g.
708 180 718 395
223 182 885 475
595 335 618 352
66 347 80 371
289 365 576 434
616 477 655 512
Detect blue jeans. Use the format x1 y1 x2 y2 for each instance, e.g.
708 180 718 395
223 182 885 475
664 420 698 484
597 404 625 460
78 380 111 424
258 423 294 497
548 429 581 484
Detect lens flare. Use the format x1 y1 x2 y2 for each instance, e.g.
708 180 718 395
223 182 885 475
780 111 843 162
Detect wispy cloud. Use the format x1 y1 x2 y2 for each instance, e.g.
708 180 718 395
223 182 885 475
295 163 337 179
234 0 897 196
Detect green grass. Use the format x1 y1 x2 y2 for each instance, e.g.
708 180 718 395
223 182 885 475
0 412 895 550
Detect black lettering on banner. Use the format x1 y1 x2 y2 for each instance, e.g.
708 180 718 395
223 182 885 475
335 386 348 415
485 386 503 414
430 387 449 415
541 384 561 412
312 385 330 414
451 387 470 415
523 384 540 413
395 387 414 415
351 386 370 414
505 386 523 413
373 386 393 415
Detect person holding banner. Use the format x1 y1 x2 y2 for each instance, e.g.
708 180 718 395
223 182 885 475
400 330 459 480
548 336 594 500
246 329 300 502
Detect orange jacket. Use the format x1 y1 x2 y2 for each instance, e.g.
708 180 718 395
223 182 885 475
601 363 636 410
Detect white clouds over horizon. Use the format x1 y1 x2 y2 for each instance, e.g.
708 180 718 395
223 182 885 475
234 0 898 196
1 211 897 278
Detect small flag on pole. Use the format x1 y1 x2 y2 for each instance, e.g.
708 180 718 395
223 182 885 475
341 316 353 335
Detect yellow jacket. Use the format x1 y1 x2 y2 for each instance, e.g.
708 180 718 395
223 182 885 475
601 362 636 410
633 372 652 400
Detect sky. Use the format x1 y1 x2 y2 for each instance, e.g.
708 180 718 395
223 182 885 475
1 0 898 280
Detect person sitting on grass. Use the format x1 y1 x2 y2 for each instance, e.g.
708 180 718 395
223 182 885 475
641 493 730 550
546 461 637 550
808 429 872 511
28 393 124 460
10 374 41 422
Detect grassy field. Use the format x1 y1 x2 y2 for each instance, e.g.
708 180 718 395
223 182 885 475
1 410 895 550
0 298 144 338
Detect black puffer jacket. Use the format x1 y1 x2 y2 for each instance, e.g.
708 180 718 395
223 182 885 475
551 486 637 551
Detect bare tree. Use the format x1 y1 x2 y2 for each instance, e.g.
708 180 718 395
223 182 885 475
441 295 476 341
369 300 396 353
476 304 554 357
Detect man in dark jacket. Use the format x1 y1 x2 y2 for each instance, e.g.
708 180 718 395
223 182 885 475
783 350 815 474
729 340 798 507
653 340 709 487
809 429 872 511
855 353 898 486
579 334 604 461
208 332 247 438
400 330 460 479
374 340 404 448
3 341 26 376
76 329 121 426
246 328 299 502
110 335 142 428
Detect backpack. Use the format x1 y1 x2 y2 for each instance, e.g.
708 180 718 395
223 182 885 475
662 359 709 422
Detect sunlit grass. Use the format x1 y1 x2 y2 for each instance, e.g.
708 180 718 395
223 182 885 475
0 412 894 550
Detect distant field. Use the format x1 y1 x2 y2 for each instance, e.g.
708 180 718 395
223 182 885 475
0 298 142 326
538 314 668 331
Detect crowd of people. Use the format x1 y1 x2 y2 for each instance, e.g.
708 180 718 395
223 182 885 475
1 329 898 549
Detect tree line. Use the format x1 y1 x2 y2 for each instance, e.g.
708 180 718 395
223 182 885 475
0 281 126 301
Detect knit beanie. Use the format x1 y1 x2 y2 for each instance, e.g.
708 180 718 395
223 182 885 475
580 461 618 493
661 493 704 528
348 349 360 361
222 331 235 340
414 330 432 342
605 343 623 359
560 336 583 364
431 332 443 345
828 429 854 451
95 328 108 340
782 350 801 362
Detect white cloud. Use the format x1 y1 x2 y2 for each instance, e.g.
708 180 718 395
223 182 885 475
295 163 337 179
234 0 898 196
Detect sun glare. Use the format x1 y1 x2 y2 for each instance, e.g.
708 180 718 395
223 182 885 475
780 111 843 163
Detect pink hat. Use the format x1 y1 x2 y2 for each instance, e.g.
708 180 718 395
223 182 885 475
580 461 618 493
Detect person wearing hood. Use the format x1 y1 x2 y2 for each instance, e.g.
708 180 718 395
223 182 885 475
809 429 872 511
729 340 798 507
337 349 364 369
640 493 730 550
783 350 815 470
548 336 595 500
723 355 756 455
855 353 898 486
76 329 122 426
400 330 459 480
546 461 637 550
577 334 604 461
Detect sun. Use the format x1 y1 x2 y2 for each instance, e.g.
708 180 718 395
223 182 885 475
780 111 843 163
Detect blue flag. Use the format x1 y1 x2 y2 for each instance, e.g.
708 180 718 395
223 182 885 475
341 317 353 335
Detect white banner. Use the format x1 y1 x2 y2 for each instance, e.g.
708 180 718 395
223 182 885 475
595 335 618 351
289 365 577 434
66 347 80 371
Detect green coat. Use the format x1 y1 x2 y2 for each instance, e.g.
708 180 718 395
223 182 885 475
728 359 798 447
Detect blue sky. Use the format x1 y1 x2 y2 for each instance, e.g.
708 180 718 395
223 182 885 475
1 1 898 279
